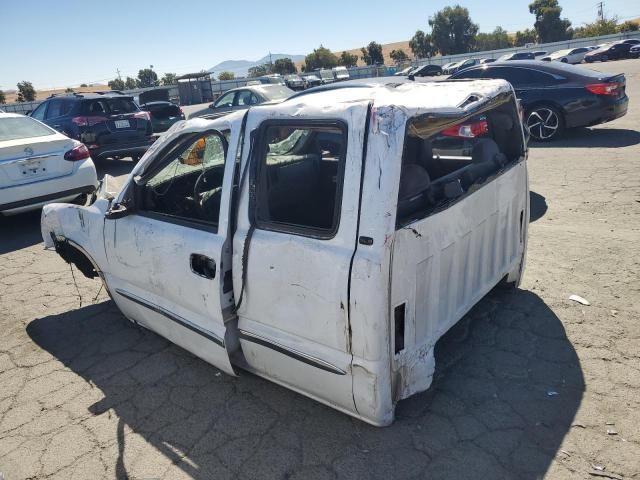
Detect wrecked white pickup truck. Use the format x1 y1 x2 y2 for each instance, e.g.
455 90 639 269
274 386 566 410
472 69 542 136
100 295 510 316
42 79 529 426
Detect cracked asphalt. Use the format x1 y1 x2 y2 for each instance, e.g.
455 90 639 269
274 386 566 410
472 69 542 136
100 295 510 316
1 60 639 480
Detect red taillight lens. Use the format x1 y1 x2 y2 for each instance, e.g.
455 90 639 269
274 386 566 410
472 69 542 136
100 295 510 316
64 144 91 161
585 82 620 96
441 119 489 138
133 111 151 121
71 116 105 127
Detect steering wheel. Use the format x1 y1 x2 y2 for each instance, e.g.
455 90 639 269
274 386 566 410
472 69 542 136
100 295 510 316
193 170 210 217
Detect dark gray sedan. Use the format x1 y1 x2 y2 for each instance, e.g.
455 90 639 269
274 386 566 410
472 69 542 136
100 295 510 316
189 84 294 119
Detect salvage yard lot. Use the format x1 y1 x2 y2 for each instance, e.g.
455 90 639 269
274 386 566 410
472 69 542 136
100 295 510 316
1 60 639 480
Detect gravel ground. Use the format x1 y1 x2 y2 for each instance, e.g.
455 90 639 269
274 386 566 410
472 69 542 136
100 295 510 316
1 60 639 480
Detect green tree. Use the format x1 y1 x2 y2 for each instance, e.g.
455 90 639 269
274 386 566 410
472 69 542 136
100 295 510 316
529 0 572 43
304 45 339 71
137 68 159 88
474 27 512 51
124 77 137 89
16 81 36 102
513 28 537 46
0 90 6 104
409 30 435 59
618 20 639 33
573 18 618 38
161 73 177 85
80 83 88 87
429 5 479 55
65 87 74 93
360 41 384 65
248 64 270 78
218 71 235 80
389 49 409 64
273 58 297 75
108 78 125 90
339 51 358 67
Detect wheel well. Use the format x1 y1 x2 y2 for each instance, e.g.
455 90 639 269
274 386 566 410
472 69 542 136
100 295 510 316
53 238 99 279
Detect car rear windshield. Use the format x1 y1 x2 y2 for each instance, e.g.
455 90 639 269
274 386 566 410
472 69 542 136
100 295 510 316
0 116 55 142
81 98 139 115
146 103 181 118
261 86 294 101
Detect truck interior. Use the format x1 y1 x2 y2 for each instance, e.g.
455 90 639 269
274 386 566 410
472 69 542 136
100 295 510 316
396 98 525 227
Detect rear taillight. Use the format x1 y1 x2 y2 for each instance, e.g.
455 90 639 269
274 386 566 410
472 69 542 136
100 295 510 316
71 116 104 127
585 82 621 96
64 144 91 161
133 111 151 121
441 119 489 138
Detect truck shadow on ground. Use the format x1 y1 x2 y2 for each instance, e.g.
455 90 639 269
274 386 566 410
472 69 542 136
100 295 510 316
531 127 640 148
27 288 584 480
529 191 547 223
0 209 43 255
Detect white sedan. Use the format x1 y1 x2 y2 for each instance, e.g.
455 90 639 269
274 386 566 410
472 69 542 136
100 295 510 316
0 113 98 215
542 47 591 64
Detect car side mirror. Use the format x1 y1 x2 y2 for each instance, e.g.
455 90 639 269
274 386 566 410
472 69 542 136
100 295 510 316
105 202 130 220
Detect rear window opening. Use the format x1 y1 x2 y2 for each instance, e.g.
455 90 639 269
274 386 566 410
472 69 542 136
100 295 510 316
396 99 524 228
81 98 138 115
145 103 181 118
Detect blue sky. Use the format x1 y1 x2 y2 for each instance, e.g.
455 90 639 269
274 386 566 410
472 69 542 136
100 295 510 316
1 0 637 90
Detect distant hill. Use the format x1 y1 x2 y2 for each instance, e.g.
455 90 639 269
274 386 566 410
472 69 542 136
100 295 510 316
208 53 305 78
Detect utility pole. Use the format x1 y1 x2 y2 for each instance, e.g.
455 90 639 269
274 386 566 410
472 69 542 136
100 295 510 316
116 69 122 81
597 1 604 22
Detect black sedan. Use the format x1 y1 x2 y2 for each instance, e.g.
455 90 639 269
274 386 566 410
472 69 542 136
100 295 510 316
584 41 636 62
409 64 443 78
140 101 185 133
449 61 628 141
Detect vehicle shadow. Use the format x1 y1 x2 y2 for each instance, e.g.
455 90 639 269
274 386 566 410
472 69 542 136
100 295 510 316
531 127 640 148
27 288 584 480
94 158 135 180
529 191 548 222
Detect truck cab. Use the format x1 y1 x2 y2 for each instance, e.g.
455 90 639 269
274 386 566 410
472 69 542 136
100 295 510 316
42 79 528 426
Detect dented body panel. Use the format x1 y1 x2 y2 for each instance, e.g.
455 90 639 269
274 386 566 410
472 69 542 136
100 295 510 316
42 80 529 426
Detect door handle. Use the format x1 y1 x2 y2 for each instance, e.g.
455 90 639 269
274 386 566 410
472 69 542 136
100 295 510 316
190 253 216 279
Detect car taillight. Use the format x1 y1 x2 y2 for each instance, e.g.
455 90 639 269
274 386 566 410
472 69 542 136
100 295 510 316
441 119 489 138
64 144 91 161
71 116 104 127
585 82 621 96
133 111 151 121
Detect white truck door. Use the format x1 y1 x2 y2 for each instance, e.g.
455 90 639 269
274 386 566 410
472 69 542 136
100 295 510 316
103 127 239 375
232 103 369 417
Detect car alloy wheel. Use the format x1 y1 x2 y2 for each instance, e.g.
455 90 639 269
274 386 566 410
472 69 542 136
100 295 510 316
526 107 561 141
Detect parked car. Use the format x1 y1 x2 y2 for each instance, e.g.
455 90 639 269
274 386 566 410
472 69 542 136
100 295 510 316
189 84 294 119
541 47 591 64
284 74 305 91
302 74 322 88
532 51 548 57
42 78 528 426
449 61 628 141
318 69 336 84
497 52 536 61
394 66 414 76
621 39 640 46
0 112 98 215
332 66 350 81
630 44 640 58
440 61 458 74
585 41 635 62
140 101 185 133
29 92 155 162
479 58 496 64
451 58 481 73
409 64 443 77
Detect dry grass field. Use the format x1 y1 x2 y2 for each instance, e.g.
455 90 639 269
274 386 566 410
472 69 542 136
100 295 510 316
3 84 110 104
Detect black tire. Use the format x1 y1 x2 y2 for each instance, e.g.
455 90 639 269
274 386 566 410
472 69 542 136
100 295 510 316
561 58 568 63
525 105 564 142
